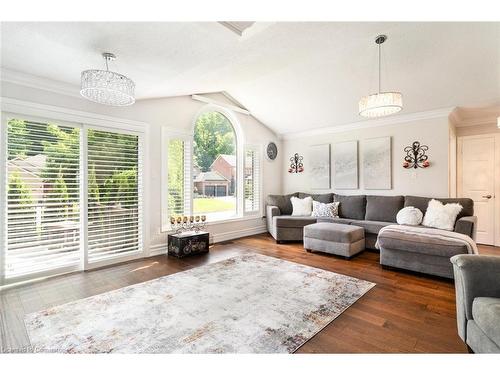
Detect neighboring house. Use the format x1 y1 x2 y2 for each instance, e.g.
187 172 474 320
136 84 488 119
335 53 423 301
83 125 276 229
7 154 47 203
194 171 230 197
210 154 236 181
210 154 239 195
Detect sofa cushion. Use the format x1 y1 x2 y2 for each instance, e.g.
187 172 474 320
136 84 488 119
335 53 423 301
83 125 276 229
472 297 500 347
334 194 366 220
316 217 353 225
298 192 334 203
266 193 298 215
404 196 473 220
377 228 469 257
304 223 364 243
274 215 317 228
351 220 393 235
365 195 404 222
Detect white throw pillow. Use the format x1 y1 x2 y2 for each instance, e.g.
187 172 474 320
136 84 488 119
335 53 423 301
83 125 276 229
396 206 423 226
312 201 340 218
422 199 463 231
291 196 313 216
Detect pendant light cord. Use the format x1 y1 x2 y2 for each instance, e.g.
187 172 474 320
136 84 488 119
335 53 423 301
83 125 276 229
378 40 381 94
105 57 109 71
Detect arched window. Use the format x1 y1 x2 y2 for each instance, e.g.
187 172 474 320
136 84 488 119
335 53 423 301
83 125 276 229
163 104 261 229
193 111 237 220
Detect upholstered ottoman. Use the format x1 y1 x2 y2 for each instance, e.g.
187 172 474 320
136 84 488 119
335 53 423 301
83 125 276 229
303 222 365 258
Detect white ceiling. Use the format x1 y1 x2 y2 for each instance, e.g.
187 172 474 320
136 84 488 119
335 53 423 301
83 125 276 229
1 22 499 134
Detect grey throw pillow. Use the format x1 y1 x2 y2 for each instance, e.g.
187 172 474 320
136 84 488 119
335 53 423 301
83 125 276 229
266 193 299 215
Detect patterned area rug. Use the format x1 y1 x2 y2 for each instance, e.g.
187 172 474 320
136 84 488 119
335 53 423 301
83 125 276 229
25 253 375 353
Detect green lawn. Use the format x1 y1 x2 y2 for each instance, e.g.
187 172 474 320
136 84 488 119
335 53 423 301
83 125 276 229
193 197 236 213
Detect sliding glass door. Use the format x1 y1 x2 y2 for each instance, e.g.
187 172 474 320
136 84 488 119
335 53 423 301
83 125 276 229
87 129 142 262
5 119 81 278
2 115 143 284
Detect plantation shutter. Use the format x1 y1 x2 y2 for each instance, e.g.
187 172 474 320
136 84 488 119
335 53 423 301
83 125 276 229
244 146 261 213
5 119 81 278
167 138 191 218
87 129 142 262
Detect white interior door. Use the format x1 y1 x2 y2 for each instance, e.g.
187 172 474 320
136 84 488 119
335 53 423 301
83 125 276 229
458 135 496 245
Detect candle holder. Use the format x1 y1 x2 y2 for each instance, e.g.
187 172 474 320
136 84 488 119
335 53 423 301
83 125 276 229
170 215 207 234
403 141 430 169
288 153 304 173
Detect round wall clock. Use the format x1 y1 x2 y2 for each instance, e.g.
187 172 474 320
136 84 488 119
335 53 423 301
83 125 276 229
266 142 278 161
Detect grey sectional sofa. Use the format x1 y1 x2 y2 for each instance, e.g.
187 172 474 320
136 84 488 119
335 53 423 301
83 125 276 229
266 192 475 249
266 192 476 278
451 255 500 353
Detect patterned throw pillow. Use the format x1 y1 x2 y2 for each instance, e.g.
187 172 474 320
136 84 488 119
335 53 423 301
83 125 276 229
311 201 340 218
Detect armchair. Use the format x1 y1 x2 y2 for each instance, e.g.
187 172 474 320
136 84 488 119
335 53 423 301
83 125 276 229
451 254 500 353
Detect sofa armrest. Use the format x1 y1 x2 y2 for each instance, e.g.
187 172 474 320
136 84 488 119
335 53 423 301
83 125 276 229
266 205 281 237
450 254 500 341
454 216 477 240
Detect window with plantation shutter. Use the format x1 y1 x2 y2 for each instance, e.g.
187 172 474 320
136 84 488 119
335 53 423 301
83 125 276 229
167 138 192 218
244 146 261 213
2 114 145 285
5 118 81 278
87 129 142 262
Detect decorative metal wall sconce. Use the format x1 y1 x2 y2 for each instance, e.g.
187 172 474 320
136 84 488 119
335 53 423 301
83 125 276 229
403 141 430 169
288 153 304 173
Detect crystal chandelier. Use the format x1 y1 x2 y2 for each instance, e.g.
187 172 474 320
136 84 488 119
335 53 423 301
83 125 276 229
80 53 135 106
359 35 403 118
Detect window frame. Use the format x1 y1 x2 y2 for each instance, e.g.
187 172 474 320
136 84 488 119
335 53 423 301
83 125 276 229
0 105 148 286
161 131 193 232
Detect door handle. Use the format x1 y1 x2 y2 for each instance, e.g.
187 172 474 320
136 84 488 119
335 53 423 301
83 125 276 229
482 194 492 199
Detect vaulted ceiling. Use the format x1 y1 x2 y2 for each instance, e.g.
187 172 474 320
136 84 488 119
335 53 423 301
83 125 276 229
1 22 499 134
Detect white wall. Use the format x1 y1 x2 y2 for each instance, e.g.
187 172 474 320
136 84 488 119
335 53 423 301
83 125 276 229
281 116 451 198
448 119 457 197
1 81 282 255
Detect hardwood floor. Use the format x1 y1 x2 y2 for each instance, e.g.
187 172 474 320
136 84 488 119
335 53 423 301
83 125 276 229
1 234 498 353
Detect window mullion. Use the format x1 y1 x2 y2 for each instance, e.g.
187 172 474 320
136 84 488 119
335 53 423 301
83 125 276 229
186 139 193 216
81 126 88 270
0 116 7 286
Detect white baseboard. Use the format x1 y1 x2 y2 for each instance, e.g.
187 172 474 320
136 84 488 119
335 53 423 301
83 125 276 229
147 225 268 258
210 225 267 243
148 243 168 257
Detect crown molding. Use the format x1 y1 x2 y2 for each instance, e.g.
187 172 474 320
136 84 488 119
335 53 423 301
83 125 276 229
279 107 456 140
457 117 499 128
449 105 500 128
448 110 461 127
1 97 149 131
1 68 81 98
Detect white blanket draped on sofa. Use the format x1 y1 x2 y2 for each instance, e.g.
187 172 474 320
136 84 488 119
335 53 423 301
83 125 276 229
376 225 479 254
